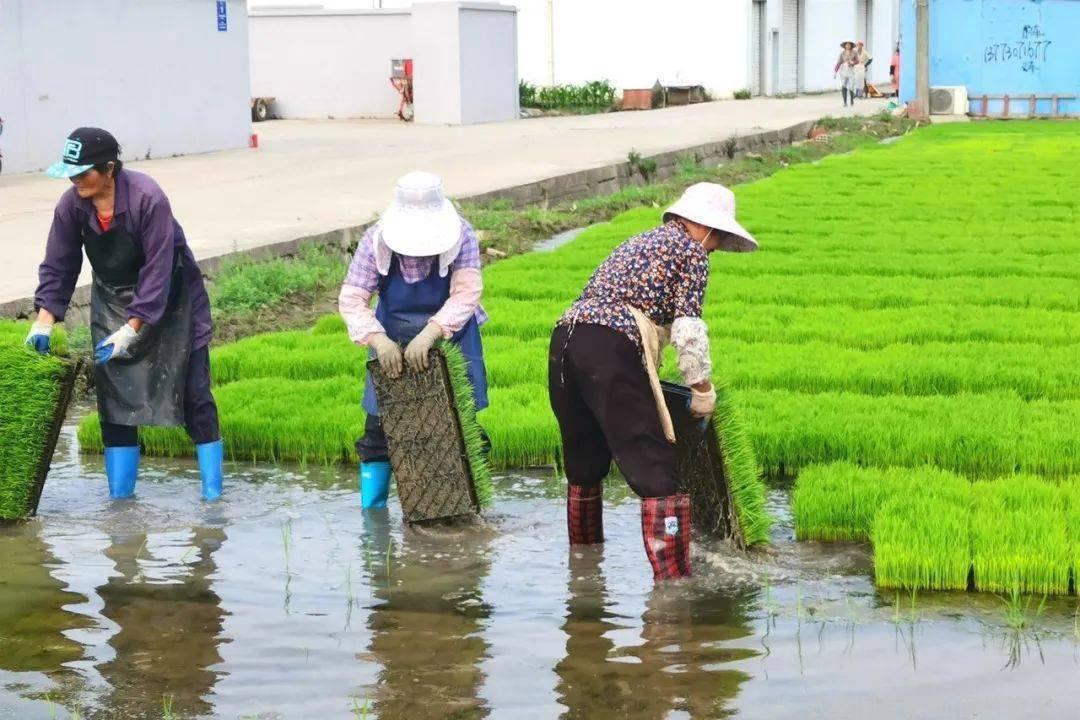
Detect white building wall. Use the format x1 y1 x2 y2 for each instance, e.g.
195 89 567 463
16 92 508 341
248 0 900 97
249 9 412 119
2 0 250 176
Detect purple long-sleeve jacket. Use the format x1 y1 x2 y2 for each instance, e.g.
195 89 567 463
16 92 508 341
34 169 212 350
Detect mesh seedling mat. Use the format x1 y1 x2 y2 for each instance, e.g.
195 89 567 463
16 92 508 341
0 355 81 521
368 349 481 524
661 381 745 549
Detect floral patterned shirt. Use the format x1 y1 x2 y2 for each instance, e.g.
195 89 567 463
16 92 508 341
558 221 710 349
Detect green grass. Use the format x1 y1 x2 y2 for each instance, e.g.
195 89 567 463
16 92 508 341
210 245 348 315
0 346 71 519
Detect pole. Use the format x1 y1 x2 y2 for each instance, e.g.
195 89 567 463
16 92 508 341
915 0 930 119
546 0 556 85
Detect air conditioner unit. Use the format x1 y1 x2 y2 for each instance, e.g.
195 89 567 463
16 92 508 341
929 86 969 115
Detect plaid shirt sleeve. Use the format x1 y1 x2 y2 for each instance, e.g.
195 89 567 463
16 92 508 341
343 226 381 292
450 220 481 271
431 219 485 336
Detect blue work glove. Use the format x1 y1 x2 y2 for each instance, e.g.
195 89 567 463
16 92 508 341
404 322 444 372
24 322 53 354
94 324 139 364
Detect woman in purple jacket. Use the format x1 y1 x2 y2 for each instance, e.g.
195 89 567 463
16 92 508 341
25 127 223 501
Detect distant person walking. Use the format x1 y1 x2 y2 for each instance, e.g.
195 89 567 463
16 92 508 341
856 41 873 97
890 42 901 97
834 41 863 107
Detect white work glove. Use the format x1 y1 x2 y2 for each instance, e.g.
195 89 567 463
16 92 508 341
689 384 717 419
369 333 404 378
404 322 444 372
25 322 53 354
94 324 139 364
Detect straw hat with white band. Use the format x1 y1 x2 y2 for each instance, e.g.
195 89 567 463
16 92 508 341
663 183 758 253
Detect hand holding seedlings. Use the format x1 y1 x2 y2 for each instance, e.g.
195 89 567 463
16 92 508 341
404 322 443 372
368 333 404 378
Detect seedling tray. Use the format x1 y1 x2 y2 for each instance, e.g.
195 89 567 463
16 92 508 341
368 348 482 524
661 381 746 549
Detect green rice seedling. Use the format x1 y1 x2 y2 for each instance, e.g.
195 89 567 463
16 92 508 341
709 339 1080 401
161 694 175 720
79 376 365 465
441 342 494 507
970 475 1070 595
872 469 972 591
312 314 348 336
1058 477 1080 588
711 273 1080 313
479 385 561 469
0 346 76 519
211 330 365 385
712 381 770 545
793 464 898 542
740 390 1080 478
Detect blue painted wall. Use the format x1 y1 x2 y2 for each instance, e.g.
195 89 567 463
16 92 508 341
900 0 1080 116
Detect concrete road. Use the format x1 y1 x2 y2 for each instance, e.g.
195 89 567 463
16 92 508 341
0 94 888 307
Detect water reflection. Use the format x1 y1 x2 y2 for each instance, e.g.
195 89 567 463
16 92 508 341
555 547 757 719
92 525 227 717
0 528 92 674
362 511 494 719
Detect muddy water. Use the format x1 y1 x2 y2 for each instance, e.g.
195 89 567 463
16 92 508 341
3 423 1080 719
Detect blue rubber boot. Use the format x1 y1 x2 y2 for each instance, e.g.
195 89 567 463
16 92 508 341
196 440 225 501
360 461 391 509
104 446 140 499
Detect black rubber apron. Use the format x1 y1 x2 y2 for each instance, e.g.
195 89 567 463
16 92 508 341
84 221 192 427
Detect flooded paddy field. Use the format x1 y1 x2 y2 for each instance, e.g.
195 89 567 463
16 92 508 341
3 418 1080 720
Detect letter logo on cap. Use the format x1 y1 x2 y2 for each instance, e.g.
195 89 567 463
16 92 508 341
63 139 83 162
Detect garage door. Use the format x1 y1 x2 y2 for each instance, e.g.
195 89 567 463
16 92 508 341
781 0 800 93
751 1 764 95
856 0 869 44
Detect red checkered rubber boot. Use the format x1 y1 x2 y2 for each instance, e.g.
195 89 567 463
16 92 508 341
567 484 604 545
640 494 693 580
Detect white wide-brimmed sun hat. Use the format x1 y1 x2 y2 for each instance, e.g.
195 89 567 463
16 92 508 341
379 171 463 257
663 183 758 252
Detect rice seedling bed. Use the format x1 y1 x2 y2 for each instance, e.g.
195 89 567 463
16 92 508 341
72 122 1079 565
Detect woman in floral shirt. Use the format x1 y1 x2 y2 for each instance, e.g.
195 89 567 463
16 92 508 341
549 183 758 581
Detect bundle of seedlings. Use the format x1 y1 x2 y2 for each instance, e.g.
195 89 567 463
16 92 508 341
0 346 81 520
368 343 493 524
661 379 770 548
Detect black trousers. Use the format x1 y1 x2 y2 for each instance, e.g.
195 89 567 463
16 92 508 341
357 414 492 463
548 324 677 499
101 346 221 448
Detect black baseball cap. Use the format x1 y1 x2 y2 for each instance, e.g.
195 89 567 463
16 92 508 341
46 127 120 178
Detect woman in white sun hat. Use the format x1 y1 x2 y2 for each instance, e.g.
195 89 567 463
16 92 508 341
339 171 489 509
549 182 756 581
